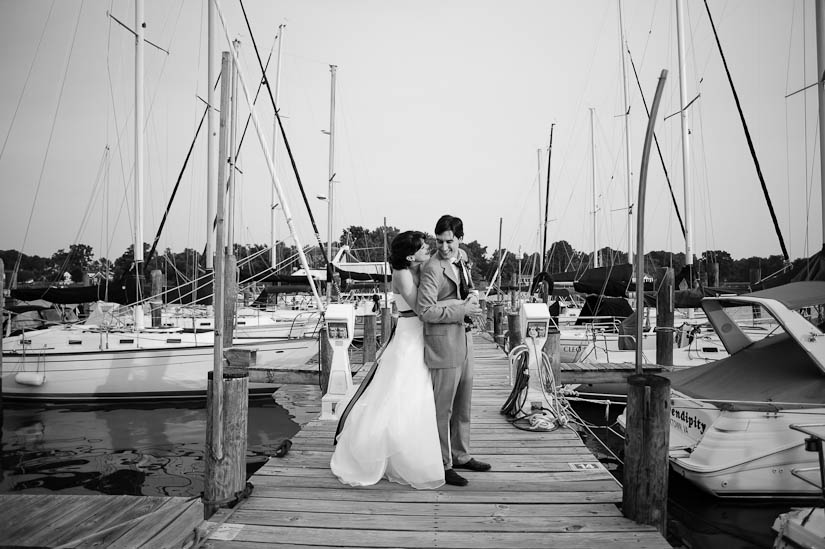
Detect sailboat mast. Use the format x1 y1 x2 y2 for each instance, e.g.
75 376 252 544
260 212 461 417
817 0 825 246
590 107 600 268
326 65 338 304
676 0 693 279
133 0 145 329
271 24 285 269
618 0 633 264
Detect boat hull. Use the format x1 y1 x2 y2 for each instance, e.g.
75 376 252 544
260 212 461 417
2 327 318 401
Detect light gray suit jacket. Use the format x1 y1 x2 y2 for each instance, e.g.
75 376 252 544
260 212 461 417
417 256 469 369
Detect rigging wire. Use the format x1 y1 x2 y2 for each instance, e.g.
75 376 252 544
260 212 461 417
13 0 85 288
0 0 56 164
238 0 334 275
702 0 789 263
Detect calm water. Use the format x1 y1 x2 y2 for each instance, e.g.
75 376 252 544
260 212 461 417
0 396 808 548
0 395 299 497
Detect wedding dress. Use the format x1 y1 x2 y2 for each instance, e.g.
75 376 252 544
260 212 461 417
330 294 444 489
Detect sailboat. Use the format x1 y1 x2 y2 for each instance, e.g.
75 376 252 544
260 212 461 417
1 1 321 402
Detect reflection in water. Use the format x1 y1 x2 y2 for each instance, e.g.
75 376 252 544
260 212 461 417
571 401 806 549
1 394 299 497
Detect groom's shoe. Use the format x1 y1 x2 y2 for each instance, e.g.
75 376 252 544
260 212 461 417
444 469 468 486
454 458 491 472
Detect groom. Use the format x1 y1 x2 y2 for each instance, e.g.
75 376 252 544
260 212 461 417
417 214 490 486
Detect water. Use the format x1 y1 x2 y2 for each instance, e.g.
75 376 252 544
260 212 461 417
0 395 299 497
570 400 808 549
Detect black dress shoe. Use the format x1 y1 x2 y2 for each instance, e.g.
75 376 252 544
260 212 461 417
453 458 491 472
444 469 468 486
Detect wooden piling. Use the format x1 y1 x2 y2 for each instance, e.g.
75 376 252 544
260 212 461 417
622 374 670 534
506 311 522 350
222 255 238 348
204 368 249 519
493 303 505 347
655 267 674 367
363 314 376 364
486 301 495 335
711 262 720 287
150 269 163 328
380 306 392 346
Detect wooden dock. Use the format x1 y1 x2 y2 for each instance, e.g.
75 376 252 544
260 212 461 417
203 333 671 548
0 494 204 548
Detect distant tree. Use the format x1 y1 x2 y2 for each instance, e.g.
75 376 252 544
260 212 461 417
50 243 94 282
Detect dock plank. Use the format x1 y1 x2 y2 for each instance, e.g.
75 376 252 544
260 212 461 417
206 332 669 548
0 494 203 548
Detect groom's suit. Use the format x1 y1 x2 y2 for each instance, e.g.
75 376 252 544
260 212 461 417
417 255 474 469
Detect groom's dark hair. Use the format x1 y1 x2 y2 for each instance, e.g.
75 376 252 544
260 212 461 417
434 214 464 239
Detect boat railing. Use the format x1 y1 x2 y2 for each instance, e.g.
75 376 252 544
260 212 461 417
788 423 825 502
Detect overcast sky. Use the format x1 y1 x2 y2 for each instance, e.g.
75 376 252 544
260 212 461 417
0 0 820 267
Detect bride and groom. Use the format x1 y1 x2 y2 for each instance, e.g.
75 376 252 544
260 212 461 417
330 214 490 488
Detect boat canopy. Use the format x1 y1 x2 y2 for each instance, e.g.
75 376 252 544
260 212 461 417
741 281 825 310
667 332 825 411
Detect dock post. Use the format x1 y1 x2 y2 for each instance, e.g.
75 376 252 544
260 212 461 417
493 303 505 347
711 262 720 287
363 313 376 364
204 350 250 519
486 301 495 336
319 326 332 391
507 311 522 350
655 267 673 367
150 269 163 328
380 306 392 347
622 374 670 534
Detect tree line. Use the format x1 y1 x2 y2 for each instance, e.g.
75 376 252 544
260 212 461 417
1 224 800 290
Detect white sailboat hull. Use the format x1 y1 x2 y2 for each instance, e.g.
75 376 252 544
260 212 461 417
1 327 318 401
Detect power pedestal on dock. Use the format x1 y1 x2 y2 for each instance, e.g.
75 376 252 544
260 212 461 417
320 304 357 420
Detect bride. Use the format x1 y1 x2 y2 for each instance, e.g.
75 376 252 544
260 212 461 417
330 230 463 489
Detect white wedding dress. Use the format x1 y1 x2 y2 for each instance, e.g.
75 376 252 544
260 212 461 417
330 295 444 489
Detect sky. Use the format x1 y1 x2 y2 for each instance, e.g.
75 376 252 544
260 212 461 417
0 0 821 268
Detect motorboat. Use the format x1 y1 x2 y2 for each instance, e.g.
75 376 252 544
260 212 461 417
621 281 825 498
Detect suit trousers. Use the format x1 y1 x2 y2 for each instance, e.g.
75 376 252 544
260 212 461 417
429 331 474 469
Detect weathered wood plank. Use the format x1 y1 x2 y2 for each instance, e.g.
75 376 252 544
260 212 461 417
237 498 623 517
245 486 623 504
207 524 669 548
228 509 656 533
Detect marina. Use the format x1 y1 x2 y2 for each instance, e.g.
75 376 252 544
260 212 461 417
2 1 825 547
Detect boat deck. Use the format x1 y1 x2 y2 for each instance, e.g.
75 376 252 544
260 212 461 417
203 333 670 548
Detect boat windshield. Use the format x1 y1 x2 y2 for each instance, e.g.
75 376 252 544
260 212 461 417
717 302 787 344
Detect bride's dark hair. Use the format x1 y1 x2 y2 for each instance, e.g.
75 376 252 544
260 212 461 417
389 230 427 270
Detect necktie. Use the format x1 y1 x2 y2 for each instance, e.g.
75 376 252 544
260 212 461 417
457 261 469 300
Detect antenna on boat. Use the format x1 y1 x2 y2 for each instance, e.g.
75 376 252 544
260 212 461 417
541 124 554 273
271 24 285 270
326 65 338 305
